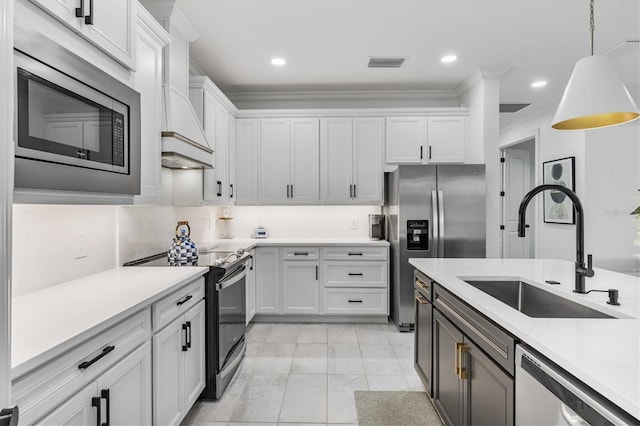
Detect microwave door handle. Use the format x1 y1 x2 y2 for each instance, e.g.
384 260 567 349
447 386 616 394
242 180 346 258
438 190 444 257
431 190 439 257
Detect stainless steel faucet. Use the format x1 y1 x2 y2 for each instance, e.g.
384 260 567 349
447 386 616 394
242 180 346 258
517 184 594 293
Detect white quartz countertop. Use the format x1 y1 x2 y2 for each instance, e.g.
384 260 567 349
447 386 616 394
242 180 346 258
210 237 389 252
409 258 640 420
11 266 208 378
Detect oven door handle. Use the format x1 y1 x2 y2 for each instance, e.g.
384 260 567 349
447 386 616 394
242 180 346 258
217 265 247 290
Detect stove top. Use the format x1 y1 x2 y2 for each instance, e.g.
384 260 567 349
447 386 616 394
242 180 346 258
124 250 249 269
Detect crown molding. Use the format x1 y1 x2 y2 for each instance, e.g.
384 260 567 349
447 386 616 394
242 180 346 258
170 4 199 42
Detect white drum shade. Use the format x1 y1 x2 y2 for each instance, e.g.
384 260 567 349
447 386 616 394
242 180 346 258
552 55 640 130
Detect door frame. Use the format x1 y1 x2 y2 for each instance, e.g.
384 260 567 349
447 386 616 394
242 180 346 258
500 132 540 259
0 0 14 410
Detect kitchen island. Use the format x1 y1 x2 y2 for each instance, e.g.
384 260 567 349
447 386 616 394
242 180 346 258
409 258 639 421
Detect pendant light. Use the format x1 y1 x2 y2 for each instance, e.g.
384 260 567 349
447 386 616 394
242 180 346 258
551 0 640 130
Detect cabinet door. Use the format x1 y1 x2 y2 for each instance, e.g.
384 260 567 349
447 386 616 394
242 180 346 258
433 309 464 426
214 101 230 200
260 119 290 203
35 383 98 426
228 115 237 203
183 301 206 409
255 247 281 314
427 116 466 164
96 342 152 426
465 339 514 426
236 119 260 205
320 118 353 204
153 319 184 426
202 92 219 201
385 117 426 164
246 251 257 324
134 21 164 204
91 0 136 69
414 293 432 396
282 261 320 314
289 118 320 203
352 117 384 204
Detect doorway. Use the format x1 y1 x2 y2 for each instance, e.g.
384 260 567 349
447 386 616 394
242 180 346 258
501 138 536 258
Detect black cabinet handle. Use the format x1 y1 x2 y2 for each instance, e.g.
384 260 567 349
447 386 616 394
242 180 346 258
293 252 309 256
429 145 432 160
353 184 357 198
91 396 101 426
78 346 115 370
420 146 423 159
176 294 193 306
229 184 234 198
349 184 353 198
290 184 294 198
85 0 94 24
182 323 188 352
348 273 363 276
348 300 363 303
315 265 318 280
186 321 192 349
101 389 110 426
75 0 84 18
348 252 363 256
217 181 222 197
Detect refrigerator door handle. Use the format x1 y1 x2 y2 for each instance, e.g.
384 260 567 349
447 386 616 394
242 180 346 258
438 190 445 256
431 190 439 257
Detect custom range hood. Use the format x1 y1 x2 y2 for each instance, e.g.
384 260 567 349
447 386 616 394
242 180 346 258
141 0 213 169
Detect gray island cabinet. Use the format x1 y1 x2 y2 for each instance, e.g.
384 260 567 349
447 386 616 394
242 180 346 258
415 270 516 426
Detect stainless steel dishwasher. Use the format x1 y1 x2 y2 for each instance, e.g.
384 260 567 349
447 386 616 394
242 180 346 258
515 345 637 425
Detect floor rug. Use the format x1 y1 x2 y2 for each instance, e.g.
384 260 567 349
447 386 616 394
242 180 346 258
354 391 443 426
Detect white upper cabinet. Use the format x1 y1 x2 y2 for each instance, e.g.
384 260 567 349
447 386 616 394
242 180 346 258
385 116 426 164
134 6 170 205
426 116 467 163
236 119 260 205
321 117 383 205
30 0 137 69
259 118 319 204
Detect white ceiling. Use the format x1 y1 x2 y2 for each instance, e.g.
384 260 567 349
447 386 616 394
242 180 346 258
176 0 640 113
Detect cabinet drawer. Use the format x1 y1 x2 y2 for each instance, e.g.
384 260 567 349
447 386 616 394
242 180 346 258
324 262 387 288
321 246 388 260
414 270 432 301
281 247 319 260
433 283 516 375
153 278 205 332
13 309 151 425
323 288 388 315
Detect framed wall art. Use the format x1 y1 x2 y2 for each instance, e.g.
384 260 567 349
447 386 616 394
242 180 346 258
543 156 576 224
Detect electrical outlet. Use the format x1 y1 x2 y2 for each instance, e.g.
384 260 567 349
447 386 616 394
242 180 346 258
75 234 87 259
351 219 359 230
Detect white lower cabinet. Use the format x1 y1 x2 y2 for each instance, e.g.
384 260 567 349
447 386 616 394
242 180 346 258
153 299 206 426
324 288 387 314
255 247 281 314
282 261 320 314
36 342 152 426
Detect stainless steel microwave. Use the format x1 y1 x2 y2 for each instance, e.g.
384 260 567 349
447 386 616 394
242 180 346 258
13 46 141 198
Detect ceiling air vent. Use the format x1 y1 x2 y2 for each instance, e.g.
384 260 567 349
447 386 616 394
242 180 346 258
368 57 406 68
499 103 531 113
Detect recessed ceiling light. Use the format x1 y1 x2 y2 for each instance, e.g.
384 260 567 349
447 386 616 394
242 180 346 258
441 55 457 64
531 80 547 88
271 57 286 66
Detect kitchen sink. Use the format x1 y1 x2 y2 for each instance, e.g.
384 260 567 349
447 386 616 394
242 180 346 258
463 280 615 319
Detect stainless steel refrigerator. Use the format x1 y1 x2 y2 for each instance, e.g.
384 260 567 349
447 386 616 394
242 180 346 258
384 165 486 331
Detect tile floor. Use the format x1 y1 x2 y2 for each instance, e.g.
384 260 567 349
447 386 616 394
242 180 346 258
181 322 431 426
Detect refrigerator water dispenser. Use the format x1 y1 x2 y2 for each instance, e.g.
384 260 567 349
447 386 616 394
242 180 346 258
407 220 428 250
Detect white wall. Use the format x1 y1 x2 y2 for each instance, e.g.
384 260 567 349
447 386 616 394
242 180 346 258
500 103 640 273
12 205 118 296
117 206 177 265
175 205 382 242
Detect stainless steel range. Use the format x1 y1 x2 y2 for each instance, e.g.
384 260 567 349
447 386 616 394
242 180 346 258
124 249 249 399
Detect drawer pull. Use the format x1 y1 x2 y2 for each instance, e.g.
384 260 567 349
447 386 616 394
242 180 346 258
176 294 193 306
415 278 430 291
78 345 115 370
348 299 363 303
348 252 363 256
415 294 428 305
293 252 309 256
348 273 363 276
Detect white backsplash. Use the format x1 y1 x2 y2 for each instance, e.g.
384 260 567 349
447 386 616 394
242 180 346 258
12 204 118 296
117 206 177 265
175 205 383 242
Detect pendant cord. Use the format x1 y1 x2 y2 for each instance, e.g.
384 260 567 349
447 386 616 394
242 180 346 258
590 0 595 55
